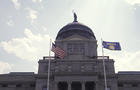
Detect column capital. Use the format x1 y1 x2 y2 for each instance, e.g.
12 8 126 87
82 81 85 90
81 81 86 84
68 81 71 90
54 81 58 90
68 81 72 84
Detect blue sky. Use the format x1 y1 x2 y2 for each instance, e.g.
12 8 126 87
0 0 140 73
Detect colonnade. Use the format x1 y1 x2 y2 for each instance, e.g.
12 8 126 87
55 81 96 90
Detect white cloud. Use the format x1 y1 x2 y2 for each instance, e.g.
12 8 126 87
110 51 140 72
125 0 140 5
26 8 38 24
7 19 14 27
11 0 20 9
41 26 47 31
1 28 51 61
0 61 12 74
32 0 42 3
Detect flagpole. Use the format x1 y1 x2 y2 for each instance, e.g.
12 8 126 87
101 38 108 90
47 38 52 90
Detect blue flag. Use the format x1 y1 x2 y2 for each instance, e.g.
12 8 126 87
102 41 121 50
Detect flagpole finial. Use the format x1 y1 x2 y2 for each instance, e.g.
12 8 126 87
72 10 78 22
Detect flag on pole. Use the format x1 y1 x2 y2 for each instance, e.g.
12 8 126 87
102 41 121 50
51 43 65 59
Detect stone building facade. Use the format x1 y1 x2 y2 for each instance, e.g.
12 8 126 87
0 16 140 90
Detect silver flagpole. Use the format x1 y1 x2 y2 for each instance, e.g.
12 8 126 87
101 38 108 90
47 38 52 90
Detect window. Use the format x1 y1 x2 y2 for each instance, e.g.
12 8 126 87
107 87 111 90
30 84 35 87
2 84 8 87
58 82 68 90
16 84 22 87
67 43 85 55
85 82 95 90
42 86 47 90
132 84 138 87
43 87 47 90
118 83 123 87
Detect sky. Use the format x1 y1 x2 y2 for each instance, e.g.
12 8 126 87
0 0 140 74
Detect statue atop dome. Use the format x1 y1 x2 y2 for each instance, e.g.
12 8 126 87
73 12 78 22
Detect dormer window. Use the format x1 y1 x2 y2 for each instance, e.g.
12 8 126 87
67 43 85 55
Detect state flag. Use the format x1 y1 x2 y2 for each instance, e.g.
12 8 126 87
102 41 121 50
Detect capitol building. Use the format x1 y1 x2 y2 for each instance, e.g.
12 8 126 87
0 15 140 90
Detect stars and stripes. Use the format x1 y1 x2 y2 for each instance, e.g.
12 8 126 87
51 43 65 59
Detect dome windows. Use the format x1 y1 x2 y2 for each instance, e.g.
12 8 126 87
67 43 85 55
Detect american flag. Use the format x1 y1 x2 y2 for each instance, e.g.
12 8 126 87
51 43 65 59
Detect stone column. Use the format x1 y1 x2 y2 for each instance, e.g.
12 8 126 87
82 82 85 90
95 81 98 90
68 82 71 90
55 82 58 90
